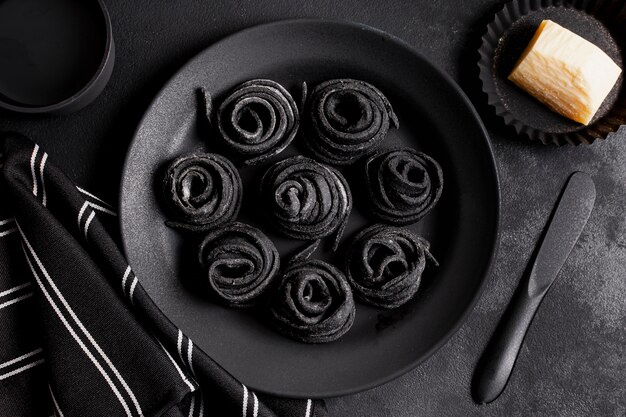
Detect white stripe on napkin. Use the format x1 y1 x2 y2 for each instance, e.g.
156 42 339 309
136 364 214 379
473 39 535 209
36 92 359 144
0 228 17 237
83 210 95 239
122 266 131 296
0 359 45 381
0 282 32 298
252 392 258 417
22 246 134 417
30 145 39 197
155 337 196 391
77 186 114 208
49 384 65 417
40 152 48 206
19 226 142 417
129 277 138 305
242 385 248 417
0 292 33 310
0 348 42 370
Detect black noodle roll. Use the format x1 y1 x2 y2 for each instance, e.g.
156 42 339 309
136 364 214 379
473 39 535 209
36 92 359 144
346 224 437 309
261 156 352 251
303 78 398 165
198 222 279 308
209 79 299 165
364 147 443 225
162 152 242 232
271 259 355 343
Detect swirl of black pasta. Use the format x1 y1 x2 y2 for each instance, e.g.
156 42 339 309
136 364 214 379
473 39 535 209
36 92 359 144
302 78 398 165
261 156 352 251
197 222 280 308
345 224 436 309
364 147 443 225
212 79 299 166
270 259 355 343
162 152 242 232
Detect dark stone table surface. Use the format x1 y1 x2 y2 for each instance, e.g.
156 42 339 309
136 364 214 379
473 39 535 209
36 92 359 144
2 1 624 416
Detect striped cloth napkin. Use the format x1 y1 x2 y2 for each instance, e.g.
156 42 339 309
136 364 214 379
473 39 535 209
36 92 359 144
0 132 327 417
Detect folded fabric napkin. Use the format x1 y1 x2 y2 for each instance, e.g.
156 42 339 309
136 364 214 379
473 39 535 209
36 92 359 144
0 132 326 417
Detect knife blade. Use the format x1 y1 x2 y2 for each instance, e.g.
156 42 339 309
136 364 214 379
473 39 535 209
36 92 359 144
471 171 596 404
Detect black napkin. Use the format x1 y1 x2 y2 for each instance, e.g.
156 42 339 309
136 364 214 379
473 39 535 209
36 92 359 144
0 133 327 417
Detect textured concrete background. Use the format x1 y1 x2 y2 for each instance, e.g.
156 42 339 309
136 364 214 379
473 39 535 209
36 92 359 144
2 0 624 415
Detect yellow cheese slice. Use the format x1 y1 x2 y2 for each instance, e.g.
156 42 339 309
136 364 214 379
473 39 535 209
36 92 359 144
508 20 622 125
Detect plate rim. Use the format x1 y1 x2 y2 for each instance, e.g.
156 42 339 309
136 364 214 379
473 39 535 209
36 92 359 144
119 18 501 398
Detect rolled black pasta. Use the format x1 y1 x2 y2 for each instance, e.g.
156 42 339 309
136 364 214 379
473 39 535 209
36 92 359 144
209 79 299 165
270 259 355 343
261 156 352 250
162 152 242 232
364 147 443 225
197 222 279 308
345 224 437 309
302 78 398 165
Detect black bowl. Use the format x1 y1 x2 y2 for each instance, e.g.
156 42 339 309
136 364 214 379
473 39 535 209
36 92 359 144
0 0 114 115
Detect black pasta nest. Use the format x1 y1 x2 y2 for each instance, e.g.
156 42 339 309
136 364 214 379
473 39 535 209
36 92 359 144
261 155 352 251
364 147 443 225
270 258 355 343
197 222 280 308
345 224 437 309
204 79 299 165
162 152 242 232
302 78 398 165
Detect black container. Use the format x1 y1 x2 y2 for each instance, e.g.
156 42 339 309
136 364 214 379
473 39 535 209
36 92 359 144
0 0 115 115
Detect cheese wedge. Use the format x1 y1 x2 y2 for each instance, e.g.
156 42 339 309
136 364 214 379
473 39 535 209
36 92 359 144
508 20 622 125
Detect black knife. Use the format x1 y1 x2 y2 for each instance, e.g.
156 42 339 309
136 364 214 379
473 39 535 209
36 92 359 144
472 171 596 404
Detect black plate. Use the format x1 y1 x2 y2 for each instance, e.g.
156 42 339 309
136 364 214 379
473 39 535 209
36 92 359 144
120 20 500 398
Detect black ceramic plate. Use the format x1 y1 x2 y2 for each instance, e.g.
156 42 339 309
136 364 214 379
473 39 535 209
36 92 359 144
120 20 500 398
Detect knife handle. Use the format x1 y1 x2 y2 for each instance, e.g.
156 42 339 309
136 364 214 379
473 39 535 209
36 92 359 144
471 280 543 404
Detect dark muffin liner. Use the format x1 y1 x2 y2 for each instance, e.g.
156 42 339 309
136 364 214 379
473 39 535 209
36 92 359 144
478 0 626 145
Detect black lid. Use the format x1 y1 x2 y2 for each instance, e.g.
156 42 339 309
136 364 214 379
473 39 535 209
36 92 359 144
0 0 115 115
